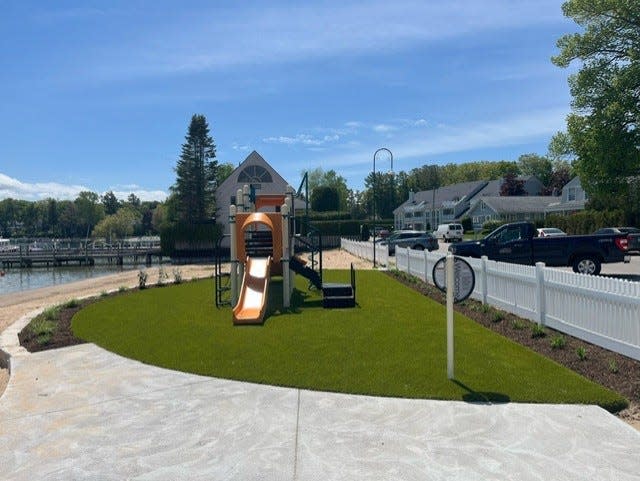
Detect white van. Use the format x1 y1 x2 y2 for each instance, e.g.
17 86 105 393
434 223 464 242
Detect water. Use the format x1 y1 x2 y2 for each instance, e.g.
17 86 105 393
0 265 139 296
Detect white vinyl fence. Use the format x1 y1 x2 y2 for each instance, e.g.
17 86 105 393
340 238 389 266
341 239 640 361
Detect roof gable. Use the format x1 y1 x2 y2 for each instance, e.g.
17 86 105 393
218 151 291 191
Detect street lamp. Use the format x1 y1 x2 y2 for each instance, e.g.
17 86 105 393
372 147 393 268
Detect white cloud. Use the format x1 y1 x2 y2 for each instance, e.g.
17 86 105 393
263 133 340 146
373 124 397 133
77 0 567 81
0 173 167 202
232 143 251 152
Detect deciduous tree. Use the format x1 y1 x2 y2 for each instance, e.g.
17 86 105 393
553 0 640 220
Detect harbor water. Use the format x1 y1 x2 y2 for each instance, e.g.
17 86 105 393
0 265 139 297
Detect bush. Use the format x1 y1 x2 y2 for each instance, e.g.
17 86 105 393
482 219 505 234
173 268 183 284
138 270 148 289
550 335 566 349
460 216 473 233
62 299 80 309
160 222 222 257
30 318 57 345
531 324 546 338
157 267 168 285
576 346 587 360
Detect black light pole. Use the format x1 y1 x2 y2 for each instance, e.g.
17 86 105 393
372 148 393 268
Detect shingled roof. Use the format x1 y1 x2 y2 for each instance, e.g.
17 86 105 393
475 196 557 214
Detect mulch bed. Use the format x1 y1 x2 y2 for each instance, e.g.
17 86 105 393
18 300 90 353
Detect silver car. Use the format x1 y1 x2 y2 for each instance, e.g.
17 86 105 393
380 230 439 255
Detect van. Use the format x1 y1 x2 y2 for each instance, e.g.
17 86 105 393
434 223 464 242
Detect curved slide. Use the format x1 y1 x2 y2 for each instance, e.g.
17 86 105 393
233 256 271 325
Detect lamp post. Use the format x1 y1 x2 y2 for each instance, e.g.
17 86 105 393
372 148 393 268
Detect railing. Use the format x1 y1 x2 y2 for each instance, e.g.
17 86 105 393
341 238 640 361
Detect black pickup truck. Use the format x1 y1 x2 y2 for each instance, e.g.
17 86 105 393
448 222 630 275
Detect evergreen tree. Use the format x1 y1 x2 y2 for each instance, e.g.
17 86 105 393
171 114 218 225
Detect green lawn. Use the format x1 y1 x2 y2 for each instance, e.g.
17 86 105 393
72 270 626 412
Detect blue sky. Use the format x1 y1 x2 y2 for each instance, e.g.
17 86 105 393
0 0 577 202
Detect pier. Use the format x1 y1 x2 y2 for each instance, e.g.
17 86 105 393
0 244 163 269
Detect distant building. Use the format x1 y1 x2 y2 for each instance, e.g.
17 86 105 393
393 176 546 230
215 151 303 244
544 176 588 216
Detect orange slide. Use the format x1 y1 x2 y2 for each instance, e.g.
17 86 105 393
233 256 271 325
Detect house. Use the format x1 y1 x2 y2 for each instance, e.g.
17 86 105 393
544 176 588 216
466 196 558 228
215 151 303 244
393 176 545 231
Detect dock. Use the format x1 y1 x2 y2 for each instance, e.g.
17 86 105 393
0 245 163 269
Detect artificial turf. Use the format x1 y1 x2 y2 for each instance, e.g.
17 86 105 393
71 270 627 412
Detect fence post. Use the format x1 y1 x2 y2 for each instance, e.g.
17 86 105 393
536 262 546 326
481 256 488 305
424 250 429 283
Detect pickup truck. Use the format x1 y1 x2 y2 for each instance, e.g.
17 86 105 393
448 222 630 275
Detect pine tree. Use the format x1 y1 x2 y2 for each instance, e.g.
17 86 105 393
171 114 218 225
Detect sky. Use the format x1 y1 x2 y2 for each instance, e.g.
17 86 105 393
0 0 579 203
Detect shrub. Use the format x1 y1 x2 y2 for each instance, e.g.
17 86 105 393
608 359 619 374
42 306 60 321
531 324 546 338
491 311 505 323
511 319 525 330
100 291 108 298
158 267 168 285
576 346 587 361
550 335 566 349
173 268 183 284
30 318 56 345
482 219 505 234
118 286 127 293
62 299 80 309
138 270 148 289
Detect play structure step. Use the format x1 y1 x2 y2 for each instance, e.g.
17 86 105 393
322 283 353 297
321 282 355 308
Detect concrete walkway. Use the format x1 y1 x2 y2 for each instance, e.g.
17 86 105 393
1 315 639 480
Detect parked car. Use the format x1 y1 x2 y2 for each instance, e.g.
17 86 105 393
594 227 640 253
448 222 630 275
536 227 567 237
380 230 438 255
434 223 464 242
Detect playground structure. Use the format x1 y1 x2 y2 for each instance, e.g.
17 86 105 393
225 183 355 325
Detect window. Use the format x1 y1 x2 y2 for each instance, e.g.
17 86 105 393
238 165 273 183
567 187 576 201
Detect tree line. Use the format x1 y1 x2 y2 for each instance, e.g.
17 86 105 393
308 153 574 220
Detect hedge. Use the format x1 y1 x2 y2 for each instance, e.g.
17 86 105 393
160 222 223 257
